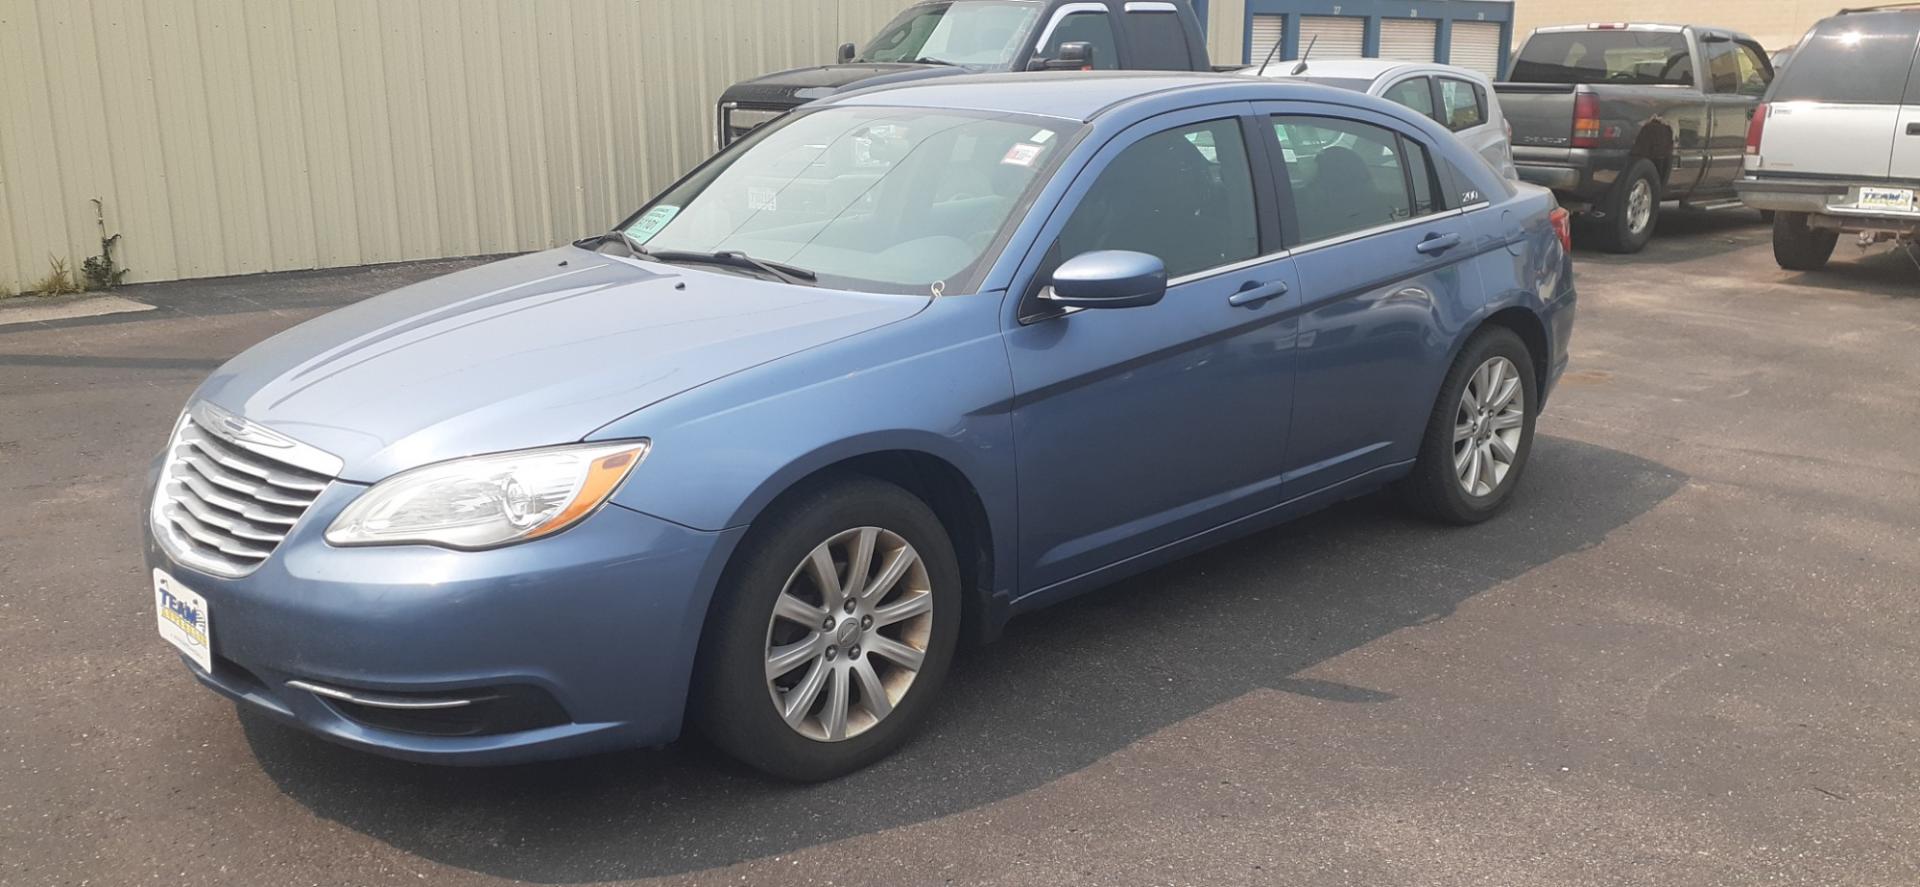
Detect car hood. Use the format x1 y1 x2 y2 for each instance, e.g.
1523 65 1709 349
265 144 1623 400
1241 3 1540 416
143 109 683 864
195 248 928 482
719 62 972 108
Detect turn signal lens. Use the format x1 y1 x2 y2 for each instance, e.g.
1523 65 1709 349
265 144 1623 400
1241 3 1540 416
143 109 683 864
1550 207 1573 252
1746 103 1769 157
327 441 650 549
1572 93 1603 148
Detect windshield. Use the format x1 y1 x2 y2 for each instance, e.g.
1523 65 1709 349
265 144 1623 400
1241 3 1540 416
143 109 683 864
1512 31 1694 86
859 1 1042 67
624 107 1076 294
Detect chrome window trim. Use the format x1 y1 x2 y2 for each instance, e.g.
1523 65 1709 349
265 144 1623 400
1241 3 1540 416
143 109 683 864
1034 2 1109 51
1124 1 1178 11
1167 249 1293 286
1289 207 1471 256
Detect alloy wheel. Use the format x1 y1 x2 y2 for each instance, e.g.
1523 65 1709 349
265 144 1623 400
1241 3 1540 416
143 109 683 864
763 526 933 742
1453 356 1526 498
1626 178 1654 234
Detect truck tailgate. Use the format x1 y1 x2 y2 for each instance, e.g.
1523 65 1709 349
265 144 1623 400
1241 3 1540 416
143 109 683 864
1495 83 1576 148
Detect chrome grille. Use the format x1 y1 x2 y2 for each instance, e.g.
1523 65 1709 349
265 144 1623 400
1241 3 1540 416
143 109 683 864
154 413 336 577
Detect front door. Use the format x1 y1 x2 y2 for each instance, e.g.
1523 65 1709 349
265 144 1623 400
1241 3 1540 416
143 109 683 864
1004 107 1301 594
1257 103 1485 494
1701 34 1769 193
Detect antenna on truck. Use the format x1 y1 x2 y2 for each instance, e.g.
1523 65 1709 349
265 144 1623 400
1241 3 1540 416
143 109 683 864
1290 36 1317 75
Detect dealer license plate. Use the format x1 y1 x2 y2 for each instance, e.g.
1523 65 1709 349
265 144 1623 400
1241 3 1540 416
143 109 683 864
1856 187 1915 211
153 568 212 673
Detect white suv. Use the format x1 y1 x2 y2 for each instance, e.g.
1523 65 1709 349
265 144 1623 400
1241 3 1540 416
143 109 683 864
1738 8 1920 270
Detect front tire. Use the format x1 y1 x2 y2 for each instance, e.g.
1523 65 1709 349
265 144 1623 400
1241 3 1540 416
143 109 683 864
1399 327 1539 525
1595 158 1661 254
1772 211 1838 271
693 475 961 781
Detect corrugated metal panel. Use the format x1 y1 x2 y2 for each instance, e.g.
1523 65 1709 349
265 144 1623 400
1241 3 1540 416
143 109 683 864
1207 0 1247 68
1247 15 1285 66
0 0 906 293
1378 18 1437 64
1450 21 1505 79
1297 15 1365 61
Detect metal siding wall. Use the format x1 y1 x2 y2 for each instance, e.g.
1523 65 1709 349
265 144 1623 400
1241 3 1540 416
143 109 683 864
0 0 905 293
1207 0 1246 68
1511 0 1827 52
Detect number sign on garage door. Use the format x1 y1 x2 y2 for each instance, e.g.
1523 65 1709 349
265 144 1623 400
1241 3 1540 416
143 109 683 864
1450 21 1504 79
1248 14 1285 64
1378 18 1438 63
1297 15 1365 60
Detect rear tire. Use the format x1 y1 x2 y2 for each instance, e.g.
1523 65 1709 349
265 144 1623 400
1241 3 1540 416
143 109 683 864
693 474 961 782
1772 211 1838 271
1595 158 1661 254
1398 327 1539 525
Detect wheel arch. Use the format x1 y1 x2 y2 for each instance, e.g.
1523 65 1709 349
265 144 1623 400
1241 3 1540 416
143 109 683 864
1473 305 1553 395
1632 121 1675 188
722 443 1005 647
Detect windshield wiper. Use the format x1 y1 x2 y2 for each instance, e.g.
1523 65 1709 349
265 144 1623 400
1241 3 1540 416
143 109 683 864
647 249 818 286
910 56 959 66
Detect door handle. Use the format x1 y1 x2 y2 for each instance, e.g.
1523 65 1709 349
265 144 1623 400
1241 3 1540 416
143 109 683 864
1907 122 1920 136
1415 232 1462 255
1227 279 1288 308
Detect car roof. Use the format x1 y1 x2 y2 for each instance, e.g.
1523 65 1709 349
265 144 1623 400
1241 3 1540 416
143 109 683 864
1247 58 1420 80
820 71 1334 123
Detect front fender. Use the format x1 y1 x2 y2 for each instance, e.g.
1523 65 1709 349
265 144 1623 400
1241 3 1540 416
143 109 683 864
592 295 1019 594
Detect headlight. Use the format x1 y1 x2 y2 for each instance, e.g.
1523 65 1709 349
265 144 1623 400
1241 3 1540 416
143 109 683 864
326 441 650 549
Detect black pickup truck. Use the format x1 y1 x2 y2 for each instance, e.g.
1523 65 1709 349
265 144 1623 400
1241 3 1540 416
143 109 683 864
715 0 1214 147
1496 23 1775 253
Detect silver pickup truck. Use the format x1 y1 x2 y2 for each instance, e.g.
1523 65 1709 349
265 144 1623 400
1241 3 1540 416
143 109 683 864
1497 23 1774 253
1738 7 1920 270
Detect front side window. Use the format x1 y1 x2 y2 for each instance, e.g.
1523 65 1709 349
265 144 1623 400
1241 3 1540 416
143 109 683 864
630 107 1075 293
1731 42 1773 97
1273 116 1434 244
1437 77 1486 131
860 1 1042 67
1042 11 1121 69
1512 30 1694 86
1382 76 1436 118
1050 119 1259 280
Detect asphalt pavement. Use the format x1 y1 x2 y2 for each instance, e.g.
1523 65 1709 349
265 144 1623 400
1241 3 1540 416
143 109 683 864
2 214 1916 886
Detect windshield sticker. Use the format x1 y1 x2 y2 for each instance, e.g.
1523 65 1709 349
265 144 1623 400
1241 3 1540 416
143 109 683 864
1002 143 1043 167
1029 129 1055 144
747 186 779 212
629 205 679 242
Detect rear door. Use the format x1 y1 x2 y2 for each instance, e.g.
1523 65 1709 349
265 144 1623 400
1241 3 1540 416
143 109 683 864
1761 12 1920 178
1254 101 1484 494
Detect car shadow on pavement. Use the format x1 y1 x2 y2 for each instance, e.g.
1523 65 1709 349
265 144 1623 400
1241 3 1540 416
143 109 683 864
240 435 1685 883
1785 242 1920 298
1573 209 1768 266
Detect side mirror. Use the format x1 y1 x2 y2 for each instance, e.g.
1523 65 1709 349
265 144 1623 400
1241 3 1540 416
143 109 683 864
1031 41 1095 71
838 42 857 64
1046 250 1166 310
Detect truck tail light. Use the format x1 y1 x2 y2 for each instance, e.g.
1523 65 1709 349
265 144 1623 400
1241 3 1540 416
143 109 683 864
1550 206 1573 252
1746 102 1769 157
1572 92 1602 148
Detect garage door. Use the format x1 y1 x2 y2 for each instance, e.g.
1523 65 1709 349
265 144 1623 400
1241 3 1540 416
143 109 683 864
1297 15 1365 60
1378 18 1438 63
1449 21 1505 79
1248 14 1285 65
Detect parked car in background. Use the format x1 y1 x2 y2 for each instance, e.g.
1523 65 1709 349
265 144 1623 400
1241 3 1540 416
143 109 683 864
1738 8 1920 270
713 0 1216 147
145 72 1575 781
1498 23 1774 253
1241 58 1517 179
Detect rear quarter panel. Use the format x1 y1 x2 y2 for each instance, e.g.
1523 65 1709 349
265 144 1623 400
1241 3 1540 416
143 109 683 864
1468 184 1576 401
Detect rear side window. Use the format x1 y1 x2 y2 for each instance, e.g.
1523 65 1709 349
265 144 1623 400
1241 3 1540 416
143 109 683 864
1512 30 1694 86
1272 116 1435 244
1773 15 1920 104
1043 11 1121 69
1437 78 1486 131
1382 77 1436 117
1125 9 1192 69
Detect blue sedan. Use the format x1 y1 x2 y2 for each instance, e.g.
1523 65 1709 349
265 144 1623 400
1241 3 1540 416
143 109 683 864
145 72 1576 780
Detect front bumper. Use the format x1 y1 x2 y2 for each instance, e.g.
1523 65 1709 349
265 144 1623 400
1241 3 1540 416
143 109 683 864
144 475 743 765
